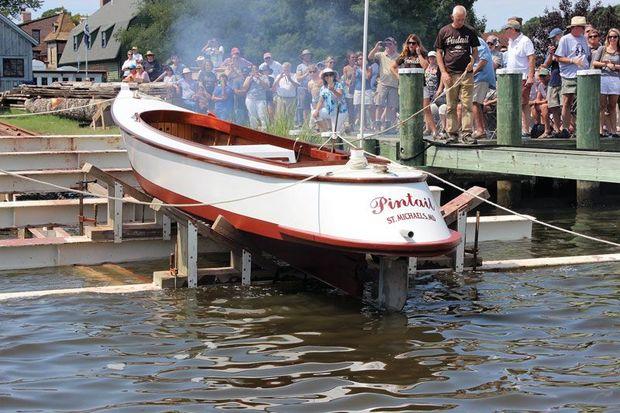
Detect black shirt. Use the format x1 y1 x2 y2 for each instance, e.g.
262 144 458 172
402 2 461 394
434 24 480 73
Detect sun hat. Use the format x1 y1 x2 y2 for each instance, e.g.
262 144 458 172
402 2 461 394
548 28 563 39
146 50 154 56
568 16 587 28
300 49 312 58
538 67 550 76
182 67 191 74
196 55 205 61
320 68 336 78
502 20 521 31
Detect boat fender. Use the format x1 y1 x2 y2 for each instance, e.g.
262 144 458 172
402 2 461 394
399 229 415 239
346 148 369 170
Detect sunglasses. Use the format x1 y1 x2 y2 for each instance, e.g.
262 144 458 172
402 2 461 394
407 41 417 45
609 35 619 39
324 73 334 76
487 41 494 45
309 70 317 73
264 56 272 59
588 34 599 38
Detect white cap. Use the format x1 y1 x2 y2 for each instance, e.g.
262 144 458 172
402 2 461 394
428 51 437 57
182 67 191 74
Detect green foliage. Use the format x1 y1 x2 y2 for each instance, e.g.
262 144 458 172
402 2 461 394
0 0 42 18
0 109 119 135
522 0 620 57
118 0 486 67
41 6 66 18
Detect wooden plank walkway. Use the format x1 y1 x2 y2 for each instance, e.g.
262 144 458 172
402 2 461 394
425 145 620 183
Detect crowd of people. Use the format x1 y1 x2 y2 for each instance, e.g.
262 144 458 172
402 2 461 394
120 6 620 141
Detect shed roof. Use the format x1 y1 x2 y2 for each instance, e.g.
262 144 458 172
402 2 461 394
59 0 141 65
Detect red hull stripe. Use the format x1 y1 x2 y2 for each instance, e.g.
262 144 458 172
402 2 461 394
134 171 460 256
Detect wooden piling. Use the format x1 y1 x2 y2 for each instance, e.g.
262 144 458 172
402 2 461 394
398 68 425 164
496 69 524 206
496 68 523 147
576 69 601 206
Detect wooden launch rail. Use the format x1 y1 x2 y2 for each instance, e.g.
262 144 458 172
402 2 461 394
82 163 280 287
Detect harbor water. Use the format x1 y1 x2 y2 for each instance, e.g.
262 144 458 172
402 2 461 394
0 204 619 412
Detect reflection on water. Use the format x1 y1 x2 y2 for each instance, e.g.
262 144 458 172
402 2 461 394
0 206 619 411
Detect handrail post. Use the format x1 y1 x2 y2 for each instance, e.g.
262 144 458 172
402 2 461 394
496 68 523 146
398 67 425 165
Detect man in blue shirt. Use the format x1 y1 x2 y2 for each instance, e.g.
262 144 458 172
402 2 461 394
555 16 590 135
473 37 496 139
541 27 564 136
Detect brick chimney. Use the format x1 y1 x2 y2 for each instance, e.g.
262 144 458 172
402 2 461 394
100 0 111 7
21 8 32 23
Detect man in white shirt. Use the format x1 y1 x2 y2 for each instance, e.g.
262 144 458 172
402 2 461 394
272 62 299 118
503 19 535 136
263 52 283 78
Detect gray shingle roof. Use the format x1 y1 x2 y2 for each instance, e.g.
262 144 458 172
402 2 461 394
59 0 141 65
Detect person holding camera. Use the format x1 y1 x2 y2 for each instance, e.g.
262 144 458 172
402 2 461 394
312 68 348 132
368 37 399 132
541 28 564 136
273 62 299 119
242 65 271 130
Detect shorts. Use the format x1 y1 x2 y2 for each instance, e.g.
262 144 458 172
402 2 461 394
547 85 561 108
423 86 437 100
601 76 620 95
374 84 399 108
353 89 373 105
561 77 577 95
473 81 489 104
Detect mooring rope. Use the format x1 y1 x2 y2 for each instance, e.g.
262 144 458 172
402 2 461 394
336 134 620 249
0 98 115 118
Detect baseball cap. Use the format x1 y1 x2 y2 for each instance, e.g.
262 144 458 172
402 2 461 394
548 28 563 38
538 68 550 76
231 47 240 55
428 51 437 57
384 37 396 44
502 20 521 30
146 50 154 56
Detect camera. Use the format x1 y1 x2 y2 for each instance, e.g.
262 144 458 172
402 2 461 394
378 41 384 47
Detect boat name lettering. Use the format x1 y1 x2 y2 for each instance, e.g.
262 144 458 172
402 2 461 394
370 195 435 215
386 212 437 224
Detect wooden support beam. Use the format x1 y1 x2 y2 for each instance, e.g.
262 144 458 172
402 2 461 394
440 186 490 226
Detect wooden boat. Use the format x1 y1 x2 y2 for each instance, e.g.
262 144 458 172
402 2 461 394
112 87 460 296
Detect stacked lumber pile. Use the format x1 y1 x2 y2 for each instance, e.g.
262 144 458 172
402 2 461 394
4 82 174 122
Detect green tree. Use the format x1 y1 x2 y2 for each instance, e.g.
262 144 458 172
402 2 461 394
0 0 42 18
40 6 67 18
119 0 486 67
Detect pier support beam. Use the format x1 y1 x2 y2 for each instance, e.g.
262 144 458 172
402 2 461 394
496 68 523 207
576 69 601 206
378 257 409 312
398 68 425 165
177 221 198 288
107 182 123 243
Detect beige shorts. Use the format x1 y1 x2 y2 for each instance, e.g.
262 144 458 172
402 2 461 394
561 77 577 95
547 85 561 108
374 84 399 108
473 82 489 104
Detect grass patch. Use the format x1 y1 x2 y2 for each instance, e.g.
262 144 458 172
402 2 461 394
0 108 120 135
266 111 322 145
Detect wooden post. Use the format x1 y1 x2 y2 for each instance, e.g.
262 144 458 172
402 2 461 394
378 257 408 311
576 69 601 206
453 209 467 273
398 68 425 164
177 221 198 288
107 181 123 243
496 68 523 146
496 69 523 206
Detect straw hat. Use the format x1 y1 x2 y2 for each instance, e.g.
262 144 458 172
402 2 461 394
182 67 191 74
568 16 587 28
320 68 336 78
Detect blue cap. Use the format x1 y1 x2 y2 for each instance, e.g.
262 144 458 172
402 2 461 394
548 28 563 39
